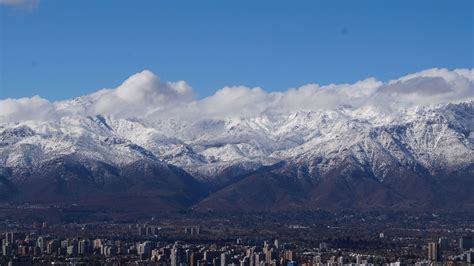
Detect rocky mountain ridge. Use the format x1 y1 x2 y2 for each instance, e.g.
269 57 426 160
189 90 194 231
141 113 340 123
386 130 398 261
0 101 472 211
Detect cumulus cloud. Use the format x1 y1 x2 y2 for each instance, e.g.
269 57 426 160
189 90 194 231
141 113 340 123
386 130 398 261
0 96 54 122
87 70 194 117
0 68 472 123
370 68 474 110
277 77 383 113
190 86 279 119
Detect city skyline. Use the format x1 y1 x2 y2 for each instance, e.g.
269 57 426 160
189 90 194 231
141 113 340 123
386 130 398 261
1 212 473 265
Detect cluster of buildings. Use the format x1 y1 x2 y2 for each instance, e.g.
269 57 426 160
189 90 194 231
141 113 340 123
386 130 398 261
1 228 473 266
137 225 200 237
427 236 473 263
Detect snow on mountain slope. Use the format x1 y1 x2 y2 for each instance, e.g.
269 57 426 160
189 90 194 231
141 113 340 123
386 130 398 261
0 68 473 189
275 102 473 181
0 100 472 185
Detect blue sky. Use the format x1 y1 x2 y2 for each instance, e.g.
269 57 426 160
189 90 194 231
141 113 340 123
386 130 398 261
0 0 472 100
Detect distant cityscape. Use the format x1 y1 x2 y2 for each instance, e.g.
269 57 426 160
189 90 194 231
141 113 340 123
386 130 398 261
1 212 473 266
1 0 473 265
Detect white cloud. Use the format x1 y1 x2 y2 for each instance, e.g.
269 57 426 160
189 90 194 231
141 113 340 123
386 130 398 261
192 86 278 119
276 77 383 113
0 68 472 123
0 0 39 9
0 96 54 122
87 70 193 118
371 68 474 111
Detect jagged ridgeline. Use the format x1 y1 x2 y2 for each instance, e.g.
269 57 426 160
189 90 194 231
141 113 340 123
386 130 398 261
0 101 472 212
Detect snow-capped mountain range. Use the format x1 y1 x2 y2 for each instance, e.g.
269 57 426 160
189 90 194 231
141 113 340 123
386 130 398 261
0 68 473 211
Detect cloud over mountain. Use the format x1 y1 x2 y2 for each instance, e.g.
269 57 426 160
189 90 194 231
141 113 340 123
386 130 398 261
0 68 472 123
0 96 55 122
88 70 194 118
